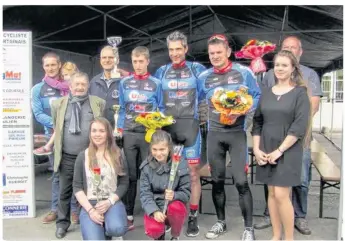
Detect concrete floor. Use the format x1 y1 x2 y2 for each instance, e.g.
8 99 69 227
2 133 341 240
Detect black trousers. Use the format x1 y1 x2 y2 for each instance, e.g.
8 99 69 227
122 131 149 216
56 152 78 231
207 130 253 227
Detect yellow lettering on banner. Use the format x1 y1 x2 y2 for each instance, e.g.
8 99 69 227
3 109 21 113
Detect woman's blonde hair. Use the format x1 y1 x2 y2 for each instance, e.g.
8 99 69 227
61 61 78 76
88 117 125 176
274 50 312 147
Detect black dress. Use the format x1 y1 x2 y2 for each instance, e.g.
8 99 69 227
252 86 310 187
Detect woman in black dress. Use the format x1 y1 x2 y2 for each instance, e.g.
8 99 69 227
252 50 311 240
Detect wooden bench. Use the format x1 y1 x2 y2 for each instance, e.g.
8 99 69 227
311 152 341 218
310 139 326 153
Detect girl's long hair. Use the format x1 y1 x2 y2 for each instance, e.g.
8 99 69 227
274 50 313 147
147 130 174 166
87 117 125 176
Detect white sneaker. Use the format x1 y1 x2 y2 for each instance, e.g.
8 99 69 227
205 221 227 239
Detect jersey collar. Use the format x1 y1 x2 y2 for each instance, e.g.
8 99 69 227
172 60 186 69
214 60 232 74
134 72 150 80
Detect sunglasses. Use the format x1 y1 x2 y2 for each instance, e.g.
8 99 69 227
208 34 229 45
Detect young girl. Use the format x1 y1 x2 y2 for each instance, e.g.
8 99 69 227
33 61 79 156
73 117 129 240
140 130 191 240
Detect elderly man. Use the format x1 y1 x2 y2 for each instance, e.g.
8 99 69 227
254 36 322 235
51 72 105 239
31 52 78 224
154 31 207 237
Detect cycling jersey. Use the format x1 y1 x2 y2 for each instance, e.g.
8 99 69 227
154 60 206 119
31 81 64 135
199 62 261 132
117 73 163 133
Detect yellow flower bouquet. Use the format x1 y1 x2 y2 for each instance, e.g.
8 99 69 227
211 87 253 125
135 112 175 142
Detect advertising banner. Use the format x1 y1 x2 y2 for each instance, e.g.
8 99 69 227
2 31 35 218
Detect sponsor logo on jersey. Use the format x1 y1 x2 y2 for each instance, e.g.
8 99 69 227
129 103 146 112
168 91 188 99
143 83 153 91
168 80 189 89
186 149 196 158
126 84 139 89
180 70 191 78
181 102 191 107
227 76 239 84
128 91 148 101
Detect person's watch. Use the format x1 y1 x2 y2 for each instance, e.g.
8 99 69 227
108 197 115 205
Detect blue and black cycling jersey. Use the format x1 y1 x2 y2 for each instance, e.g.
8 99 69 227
117 73 164 133
31 81 64 135
199 62 261 132
154 61 206 120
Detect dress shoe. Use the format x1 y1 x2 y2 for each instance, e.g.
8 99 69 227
55 228 67 239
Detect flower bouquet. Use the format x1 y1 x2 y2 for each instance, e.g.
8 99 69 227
135 112 175 142
211 87 253 125
235 39 276 73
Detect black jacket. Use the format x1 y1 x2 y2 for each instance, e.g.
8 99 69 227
89 73 122 128
139 156 191 216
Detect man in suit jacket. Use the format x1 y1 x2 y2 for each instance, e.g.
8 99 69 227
51 71 105 239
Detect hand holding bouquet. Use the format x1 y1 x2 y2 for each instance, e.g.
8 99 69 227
211 87 253 125
135 112 175 142
235 39 276 73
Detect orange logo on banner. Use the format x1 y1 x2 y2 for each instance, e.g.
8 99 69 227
3 71 22 80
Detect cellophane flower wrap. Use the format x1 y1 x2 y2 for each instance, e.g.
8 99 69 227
92 166 102 202
135 112 175 142
235 39 276 73
211 86 253 125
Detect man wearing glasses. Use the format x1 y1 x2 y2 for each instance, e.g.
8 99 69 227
198 34 261 240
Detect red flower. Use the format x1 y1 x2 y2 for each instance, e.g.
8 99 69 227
235 39 276 73
93 167 101 175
